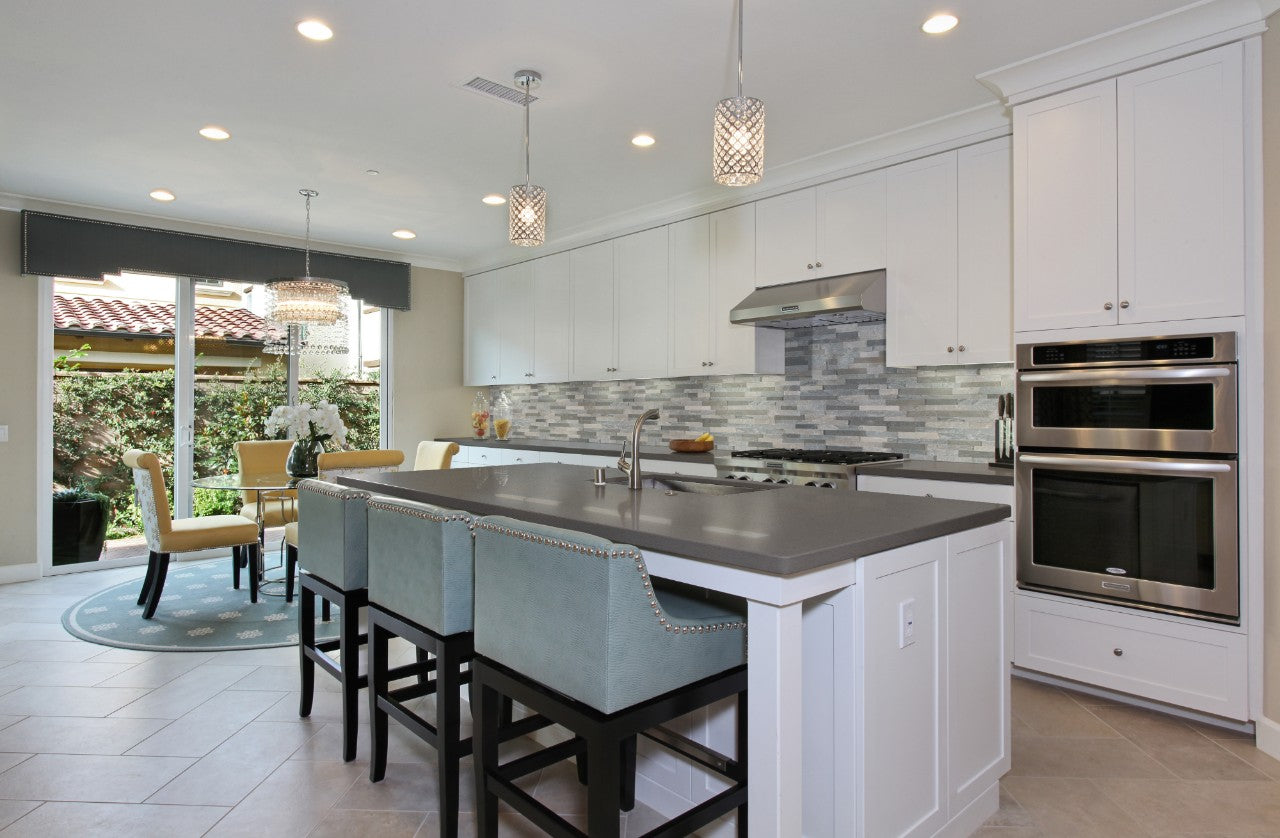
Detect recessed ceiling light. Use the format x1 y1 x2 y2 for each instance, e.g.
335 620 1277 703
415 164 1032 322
365 169 380 176
297 19 333 41
392 229 416 240
482 194 507 206
149 189 176 202
198 125 230 141
631 134 656 148
922 13 958 34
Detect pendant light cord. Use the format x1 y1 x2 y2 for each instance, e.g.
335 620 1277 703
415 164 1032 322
523 80 532 190
299 188 319 278
737 0 745 99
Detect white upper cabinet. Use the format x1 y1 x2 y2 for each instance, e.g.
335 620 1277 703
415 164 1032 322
615 226 671 380
755 170 886 287
569 240 617 380
496 261 533 384
886 152 959 367
1014 43 1244 332
1117 43 1244 323
956 138 1013 365
530 252 571 383
887 138 1012 367
668 215 713 378
464 269 501 386
1013 79 1118 331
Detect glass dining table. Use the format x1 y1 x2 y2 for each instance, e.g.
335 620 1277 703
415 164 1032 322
193 471 299 596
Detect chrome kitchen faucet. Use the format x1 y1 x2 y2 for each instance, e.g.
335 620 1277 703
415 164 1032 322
617 408 661 490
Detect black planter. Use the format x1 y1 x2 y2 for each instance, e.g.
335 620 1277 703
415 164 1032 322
52 498 109 566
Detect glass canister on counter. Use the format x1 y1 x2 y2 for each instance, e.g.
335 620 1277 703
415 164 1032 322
492 390 514 441
470 391 491 439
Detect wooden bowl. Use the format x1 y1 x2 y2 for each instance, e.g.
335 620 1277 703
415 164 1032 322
669 439 714 453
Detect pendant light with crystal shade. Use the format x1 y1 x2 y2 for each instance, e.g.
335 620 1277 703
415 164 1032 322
713 0 765 186
266 189 351 325
509 71 546 246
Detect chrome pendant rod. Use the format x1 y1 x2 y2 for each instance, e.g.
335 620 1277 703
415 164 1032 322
737 0 744 99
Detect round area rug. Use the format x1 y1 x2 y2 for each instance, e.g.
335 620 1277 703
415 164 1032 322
61 559 340 651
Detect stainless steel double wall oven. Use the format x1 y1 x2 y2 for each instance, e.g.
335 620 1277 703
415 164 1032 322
1015 333 1239 623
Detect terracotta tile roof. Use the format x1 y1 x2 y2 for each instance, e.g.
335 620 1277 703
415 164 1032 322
53 294 285 342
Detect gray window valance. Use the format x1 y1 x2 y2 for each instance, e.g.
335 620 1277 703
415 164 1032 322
21 210 411 310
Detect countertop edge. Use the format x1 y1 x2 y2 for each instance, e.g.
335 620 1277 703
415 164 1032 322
855 461 1014 486
438 437 717 464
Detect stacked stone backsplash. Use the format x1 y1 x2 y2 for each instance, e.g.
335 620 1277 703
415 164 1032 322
490 322 1014 463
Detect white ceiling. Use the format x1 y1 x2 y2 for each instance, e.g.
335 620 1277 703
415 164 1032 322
0 0 1211 272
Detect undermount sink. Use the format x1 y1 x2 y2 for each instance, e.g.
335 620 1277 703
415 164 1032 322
602 474 777 496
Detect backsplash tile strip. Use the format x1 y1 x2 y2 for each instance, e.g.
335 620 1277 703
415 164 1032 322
491 323 1014 463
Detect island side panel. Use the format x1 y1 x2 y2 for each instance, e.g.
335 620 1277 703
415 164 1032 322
747 599 806 838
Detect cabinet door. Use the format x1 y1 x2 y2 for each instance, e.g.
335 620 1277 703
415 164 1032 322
1013 79 1118 331
754 188 816 286
957 138 1013 365
1117 43 1244 323
569 241 617 380
712 204 781 374
815 170 886 278
886 151 958 367
496 262 533 385
531 252 571 383
463 271 501 386
669 215 713 378
615 226 670 379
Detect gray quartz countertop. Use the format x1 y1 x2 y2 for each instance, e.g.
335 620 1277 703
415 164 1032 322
339 463 1009 577
855 460 1014 486
438 436 716 465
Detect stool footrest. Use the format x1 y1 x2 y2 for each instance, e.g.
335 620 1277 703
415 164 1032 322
489 772 587 838
494 737 584 784
637 785 747 838
641 724 743 781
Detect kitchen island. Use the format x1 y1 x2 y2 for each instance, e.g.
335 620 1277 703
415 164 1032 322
340 463 1012 837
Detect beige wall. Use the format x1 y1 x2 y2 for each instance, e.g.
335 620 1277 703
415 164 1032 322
1263 15 1280 723
0 210 40 567
388 266 475 457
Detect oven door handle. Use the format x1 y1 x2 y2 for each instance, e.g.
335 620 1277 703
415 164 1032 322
1019 454 1233 473
1018 367 1232 383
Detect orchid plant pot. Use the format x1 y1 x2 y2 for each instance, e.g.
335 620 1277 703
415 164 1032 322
285 437 326 478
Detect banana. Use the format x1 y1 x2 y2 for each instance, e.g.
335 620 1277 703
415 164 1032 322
695 432 714 442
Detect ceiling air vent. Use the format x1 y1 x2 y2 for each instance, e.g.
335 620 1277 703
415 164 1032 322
462 77 538 106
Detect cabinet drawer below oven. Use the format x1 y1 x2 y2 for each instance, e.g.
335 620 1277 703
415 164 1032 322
1014 592 1247 720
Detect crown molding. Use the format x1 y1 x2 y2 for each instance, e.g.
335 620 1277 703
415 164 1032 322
978 0 1271 106
0 192 464 273
462 101 1011 276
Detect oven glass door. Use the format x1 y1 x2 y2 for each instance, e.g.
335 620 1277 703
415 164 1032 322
1016 365 1236 453
1016 453 1238 621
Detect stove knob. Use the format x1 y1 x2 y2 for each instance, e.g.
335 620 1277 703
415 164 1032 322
761 477 775 483
775 478 790 485
804 481 818 487
820 482 835 489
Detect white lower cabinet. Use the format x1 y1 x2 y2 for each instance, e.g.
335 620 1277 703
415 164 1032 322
1014 592 1248 720
636 522 1012 836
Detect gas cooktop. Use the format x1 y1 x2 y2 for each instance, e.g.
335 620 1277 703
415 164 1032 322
726 448 905 466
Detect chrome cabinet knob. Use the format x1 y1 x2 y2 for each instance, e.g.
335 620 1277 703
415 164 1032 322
701 361 708 367
958 345 966 352
1104 302 1113 311
815 261 823 268
1120 300 1130 309
947 346 955 353
1113 648 1124 657
707 361 714 367
806 263 814 270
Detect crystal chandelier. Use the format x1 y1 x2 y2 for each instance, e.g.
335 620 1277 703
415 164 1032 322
509 71 547 246
266 189 351 325
713 0 765 186
262 315 349 357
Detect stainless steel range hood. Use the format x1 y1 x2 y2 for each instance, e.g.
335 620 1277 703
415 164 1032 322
728 269 887 329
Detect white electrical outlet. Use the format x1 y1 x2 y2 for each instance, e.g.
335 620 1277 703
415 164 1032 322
0 425 8 443
898 598 916 648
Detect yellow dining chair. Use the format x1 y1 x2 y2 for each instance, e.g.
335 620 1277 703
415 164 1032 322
124 449 262 619
233 439 299 527
316 448 405 475
414 440 460 470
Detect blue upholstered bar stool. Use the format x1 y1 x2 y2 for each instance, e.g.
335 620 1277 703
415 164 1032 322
295 478 371 762
471 516 748 838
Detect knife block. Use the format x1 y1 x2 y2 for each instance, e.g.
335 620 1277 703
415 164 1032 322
992 419 1014 467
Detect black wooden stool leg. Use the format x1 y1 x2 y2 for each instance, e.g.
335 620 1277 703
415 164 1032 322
737 689 749 837
340 596 360 761
369 617 390 782
137 550 158 606
322 597 331 622
473 675 500 838
415 647 430 688
621 734 637 812
141 553 170 619
231 545 242 590
299 579 316 718
285 544 297 603
436 642 464 838
587 733 623 838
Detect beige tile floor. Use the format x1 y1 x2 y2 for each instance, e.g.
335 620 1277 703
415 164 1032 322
1 563 1277 836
